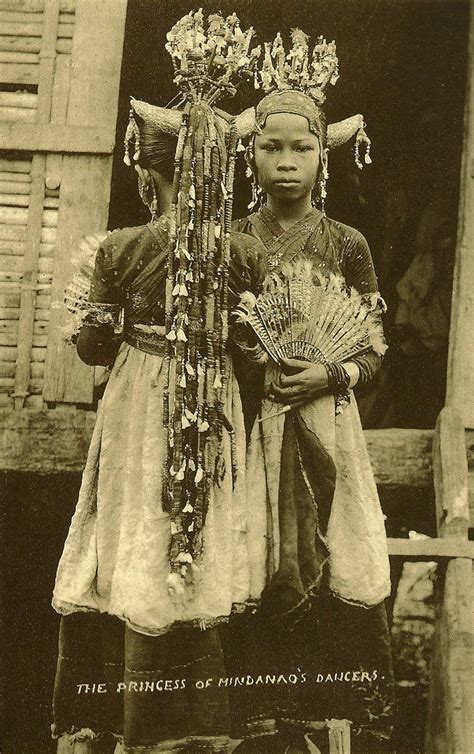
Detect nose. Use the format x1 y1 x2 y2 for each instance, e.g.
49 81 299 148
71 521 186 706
276 150 297 171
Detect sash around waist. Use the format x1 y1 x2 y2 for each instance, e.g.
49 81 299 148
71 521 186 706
123 324 232 358
124 324 167 356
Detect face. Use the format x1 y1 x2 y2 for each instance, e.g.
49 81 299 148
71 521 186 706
253 112 321 202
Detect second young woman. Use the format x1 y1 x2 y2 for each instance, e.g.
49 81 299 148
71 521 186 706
224 37 395 754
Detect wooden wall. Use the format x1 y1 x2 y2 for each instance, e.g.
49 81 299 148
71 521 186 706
0 0 127 409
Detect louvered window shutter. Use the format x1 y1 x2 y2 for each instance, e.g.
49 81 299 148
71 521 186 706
0 0 127 407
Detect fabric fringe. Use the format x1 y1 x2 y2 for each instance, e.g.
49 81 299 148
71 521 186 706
118 735 231 753
51 599 256 638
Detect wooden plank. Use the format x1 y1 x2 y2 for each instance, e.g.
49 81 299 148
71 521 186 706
0 207 57 226
0 308 20 319
364 428 434 487
425 559 474 753
0 105 36 121
0 194 29 206
1 122 115 153
0 105 36 122
0 407 96 471
0 170 32 181
446 11 474 428
433 407 470 537
0 0 71 10
0 347 17 360
0 0 73 8
0 50 38 62
12 154 45 407
45 51 69 189
36 0 59 123
0 35 71 53
387 538 474 560
0 159 31 173
0 318 45 335
0 241 25 255
0 225 55 242
0 181 30 194
0 333 46 347
0 21 72 37
0 62 39 84
50 50 69 124
43 154 112 403
424 399 473 750
0 376 43 392
0 193 58 207
0 10 43 22
67 0 126 132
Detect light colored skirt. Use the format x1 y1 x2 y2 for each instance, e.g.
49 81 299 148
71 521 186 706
246 366 391 607
53 342 262 636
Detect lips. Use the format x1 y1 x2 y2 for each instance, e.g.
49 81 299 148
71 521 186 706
274 179 300 186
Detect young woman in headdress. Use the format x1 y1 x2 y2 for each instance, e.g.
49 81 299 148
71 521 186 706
52 12 266 754
222 31 395 754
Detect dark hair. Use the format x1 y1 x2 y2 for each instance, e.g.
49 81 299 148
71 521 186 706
136 118 177 183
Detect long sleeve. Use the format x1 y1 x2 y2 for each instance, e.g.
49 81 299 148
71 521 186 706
76 239 123 367
339 229 386 386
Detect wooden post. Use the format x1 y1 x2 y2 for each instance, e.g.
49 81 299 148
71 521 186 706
425 408 474 754
445 7 474 428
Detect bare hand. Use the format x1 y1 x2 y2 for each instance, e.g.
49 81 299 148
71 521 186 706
270 358 329 407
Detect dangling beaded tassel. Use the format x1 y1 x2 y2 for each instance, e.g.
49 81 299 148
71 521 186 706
247 169 263 211
355 123 372 169
247 168 258 210
319 153 329 214
123 109 136 167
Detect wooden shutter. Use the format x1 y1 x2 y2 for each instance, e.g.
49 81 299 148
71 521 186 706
0 0 127 408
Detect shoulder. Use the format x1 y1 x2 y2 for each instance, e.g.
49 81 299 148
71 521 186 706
230 229 263 251
231 215 253 234
322 215 369 251
99 224 154 269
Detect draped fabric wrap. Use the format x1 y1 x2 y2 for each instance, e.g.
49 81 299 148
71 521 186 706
259 396 336 627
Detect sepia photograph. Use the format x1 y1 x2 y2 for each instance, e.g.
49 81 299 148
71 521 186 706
0 1 472 752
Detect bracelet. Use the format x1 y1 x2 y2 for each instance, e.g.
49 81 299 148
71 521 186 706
324 362 350 395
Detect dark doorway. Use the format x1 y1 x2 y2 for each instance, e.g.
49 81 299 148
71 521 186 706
109 0 470 430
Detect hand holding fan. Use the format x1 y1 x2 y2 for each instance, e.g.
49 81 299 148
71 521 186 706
234 260 386 418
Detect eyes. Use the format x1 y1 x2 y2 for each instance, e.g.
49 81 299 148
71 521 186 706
259 144 315 154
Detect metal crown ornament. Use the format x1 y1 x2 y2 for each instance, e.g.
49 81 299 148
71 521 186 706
259 30 339 104
165 9 261 105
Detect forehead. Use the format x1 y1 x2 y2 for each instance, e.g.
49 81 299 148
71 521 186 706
258 112 316 140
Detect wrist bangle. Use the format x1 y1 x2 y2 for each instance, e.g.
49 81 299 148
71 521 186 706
325 362 350 395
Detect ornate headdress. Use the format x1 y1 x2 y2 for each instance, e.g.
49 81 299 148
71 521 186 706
123 11 261 592
234 29 372 169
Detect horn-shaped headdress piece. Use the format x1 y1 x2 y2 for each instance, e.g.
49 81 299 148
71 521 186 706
233 29 372 168
123 11 261 592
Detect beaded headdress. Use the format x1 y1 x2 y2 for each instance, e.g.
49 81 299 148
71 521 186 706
123 10 261 592
234 29 372 168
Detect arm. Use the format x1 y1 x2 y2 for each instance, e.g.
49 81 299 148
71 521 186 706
339 229 386 387
272 230 386 406
76 239 123 366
